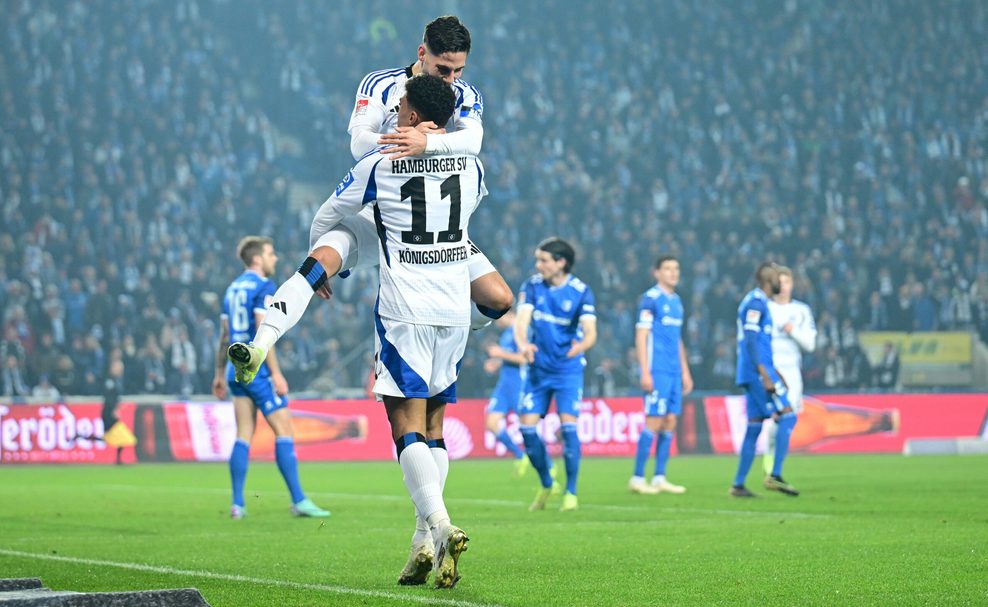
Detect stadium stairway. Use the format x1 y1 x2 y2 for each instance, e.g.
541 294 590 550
0 578 210 606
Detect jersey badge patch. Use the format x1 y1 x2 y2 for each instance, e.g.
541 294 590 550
354 97 369 116
746 309 761 323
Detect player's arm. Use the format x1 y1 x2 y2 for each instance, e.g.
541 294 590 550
487 344 527 366
679 339 694 395
568 316 597 358
788 305 818 353
743 301 775 391
348 86 390 160
380 87 484 159
514 305 536 364
567 289 598 358
309 157 381 248
425 89 484 156
635 326 652 392
211 315 230 399
635 296 654 392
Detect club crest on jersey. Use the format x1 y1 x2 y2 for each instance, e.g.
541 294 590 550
353 97 369 116
562 300 573 312
335 170 355 196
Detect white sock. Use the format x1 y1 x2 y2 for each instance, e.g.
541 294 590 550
399 442 449 529
631 475 646 484
651 475 666 486
253 272 316 351
431 446 449 493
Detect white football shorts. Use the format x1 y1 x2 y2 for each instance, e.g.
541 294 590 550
373 317 469 403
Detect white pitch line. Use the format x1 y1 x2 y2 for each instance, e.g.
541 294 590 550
0 548 506 607
91 483 830 520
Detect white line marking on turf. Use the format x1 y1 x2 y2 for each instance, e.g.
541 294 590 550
0 548 505 607
93 484 830 519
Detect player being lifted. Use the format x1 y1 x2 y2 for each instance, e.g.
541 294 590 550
211 237 329 519
730 263 799 498
264 15 510 334
232 75 478 588
515 238 597 512
763 266 816 479
628 256 694 495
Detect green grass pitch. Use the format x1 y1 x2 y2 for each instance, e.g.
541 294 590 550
1 455 986 606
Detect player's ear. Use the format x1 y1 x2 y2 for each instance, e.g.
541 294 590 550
417 44 427 63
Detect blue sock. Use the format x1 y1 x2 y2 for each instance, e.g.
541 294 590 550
655 431 674 476
496 428 525 459
561 422 581 495
275 436 305 504
520 425 553 488
633 429 655 478
772 413 797 477
733 422 763 487
229 439 249 508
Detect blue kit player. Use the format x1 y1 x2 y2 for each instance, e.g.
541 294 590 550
514 237 597 512
628 256 694 495
730 262 799 498
211 236 330 519
483 309 531 477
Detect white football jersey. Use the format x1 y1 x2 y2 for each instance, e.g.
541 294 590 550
313 149 487 326
768 299 817 370
348 65 484 159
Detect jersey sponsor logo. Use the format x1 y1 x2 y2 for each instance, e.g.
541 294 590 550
660 316 683 326
397 245 468 265
532 310 573 326
335 170 355 196
353 97 369 116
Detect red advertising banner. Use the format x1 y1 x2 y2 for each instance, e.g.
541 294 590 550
0 403 136 464
702 393 988 454
3 393 986 464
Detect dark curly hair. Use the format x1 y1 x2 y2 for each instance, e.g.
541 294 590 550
404 74 456 128
423 16 471 55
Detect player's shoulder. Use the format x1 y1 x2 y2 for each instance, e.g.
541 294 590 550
567 275 590 294
643 286 660 300
357 66 408 98
451 78 484 116
524 273 544 287
791 298 813 313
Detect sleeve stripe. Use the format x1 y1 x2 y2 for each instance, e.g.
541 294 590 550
380 82 395 105
360 68 404 95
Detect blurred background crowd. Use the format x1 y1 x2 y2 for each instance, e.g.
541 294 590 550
2 0 987 399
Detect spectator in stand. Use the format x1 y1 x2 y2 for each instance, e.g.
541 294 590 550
874 342 901 390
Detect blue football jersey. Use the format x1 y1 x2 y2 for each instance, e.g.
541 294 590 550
223 270 276 378
518 274 596 374
636 286 683 377
735 287 775 385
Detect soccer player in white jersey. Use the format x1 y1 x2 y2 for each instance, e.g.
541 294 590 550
231 75 479 589
315 15 512 329
763 266 817 478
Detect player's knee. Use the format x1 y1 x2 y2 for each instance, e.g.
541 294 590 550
663 416 678 432
471 276 514 312
308 246 343 276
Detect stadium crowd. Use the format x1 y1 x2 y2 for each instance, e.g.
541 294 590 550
2 0 987 399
